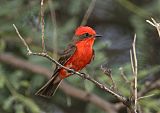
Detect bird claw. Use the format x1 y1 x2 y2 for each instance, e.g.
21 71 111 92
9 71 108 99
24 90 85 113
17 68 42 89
67 69 75 74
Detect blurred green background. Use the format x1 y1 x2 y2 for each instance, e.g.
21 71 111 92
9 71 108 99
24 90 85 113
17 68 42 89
0 0 160 113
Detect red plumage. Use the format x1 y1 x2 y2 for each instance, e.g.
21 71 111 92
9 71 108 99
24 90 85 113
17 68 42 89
36 26 99 97
75 26 96 36
59 37 95 79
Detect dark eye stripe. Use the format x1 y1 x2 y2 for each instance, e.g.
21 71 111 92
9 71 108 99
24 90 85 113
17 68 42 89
79 33 92 39
85 33 89 37
84 33 92 37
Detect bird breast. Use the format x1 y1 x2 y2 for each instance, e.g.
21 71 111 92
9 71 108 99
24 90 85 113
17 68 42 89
60 38 95 79
66 38 95 70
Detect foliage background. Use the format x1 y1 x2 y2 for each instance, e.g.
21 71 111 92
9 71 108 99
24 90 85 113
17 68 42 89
0 0 160 113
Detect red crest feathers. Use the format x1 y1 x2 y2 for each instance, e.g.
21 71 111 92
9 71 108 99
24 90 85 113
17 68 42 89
75 26 96 36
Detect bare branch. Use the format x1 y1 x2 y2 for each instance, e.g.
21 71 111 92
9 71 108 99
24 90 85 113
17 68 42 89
130 50 134 74
13 24 32 55
101 65 117 91
130 34 138 113
132 34 137 76
138 94 156 101
119 67 130 83
146 17 160 38
146 20 156 27
13 24 64 68
0 53 119 113
41 0 46 52
133 34 137 113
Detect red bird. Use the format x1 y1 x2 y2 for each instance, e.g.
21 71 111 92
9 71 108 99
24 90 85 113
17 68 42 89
36 26 101 97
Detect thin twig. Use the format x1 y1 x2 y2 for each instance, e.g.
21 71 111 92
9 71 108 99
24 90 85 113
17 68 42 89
79 73 127 103
129 42 135 100
137 94 155 101
119 67 129 83
146 20 156 27
13 24 32 55
130 34 138 113
41 0 46 52
133 34 137 113
146 17 160 38
101 65 117 91
130 50 134 74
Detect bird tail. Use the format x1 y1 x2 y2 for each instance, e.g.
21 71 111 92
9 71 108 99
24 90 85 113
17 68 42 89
35 73 62 97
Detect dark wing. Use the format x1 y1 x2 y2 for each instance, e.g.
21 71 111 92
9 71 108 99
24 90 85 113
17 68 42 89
35 44 76 97
52 44 77 76
58 44 77 65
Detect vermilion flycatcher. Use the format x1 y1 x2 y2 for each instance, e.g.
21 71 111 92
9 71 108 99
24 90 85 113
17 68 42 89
36 26 101 97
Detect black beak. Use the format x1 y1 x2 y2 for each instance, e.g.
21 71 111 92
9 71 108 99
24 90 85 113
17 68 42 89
95 34 102 38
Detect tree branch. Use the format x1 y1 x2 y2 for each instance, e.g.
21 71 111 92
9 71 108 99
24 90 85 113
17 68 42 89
130 34 138 113
0 53 120 113
41 0 46 52
101 65 117 91
146 18 160 38
12 24 129 108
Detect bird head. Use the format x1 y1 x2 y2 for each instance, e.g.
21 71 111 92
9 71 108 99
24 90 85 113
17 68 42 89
75 26 102 39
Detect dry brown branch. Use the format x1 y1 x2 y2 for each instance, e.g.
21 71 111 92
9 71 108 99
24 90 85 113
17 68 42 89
119 67 135 105
137 94 156 101
13 24 67 67
130 50 134 74
130 34 138 113
13 24 32 55
0 53 120 113
119 67 130 83
101 65 117 91
146 18 160 38
4 37 62 55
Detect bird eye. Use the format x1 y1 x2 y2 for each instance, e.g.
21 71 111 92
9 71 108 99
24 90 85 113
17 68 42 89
84 33 90 37
79 33 91 39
